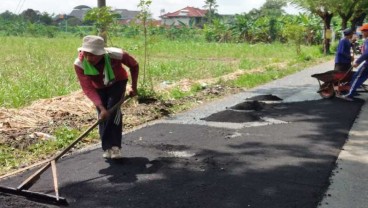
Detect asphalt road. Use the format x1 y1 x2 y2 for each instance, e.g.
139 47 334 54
0 60 365 208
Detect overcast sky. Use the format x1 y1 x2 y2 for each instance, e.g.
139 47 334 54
0 0 300 18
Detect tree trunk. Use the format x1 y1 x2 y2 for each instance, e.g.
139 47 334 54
341 18 348 30
323 14 333 55
97 0 106 7
351 12 366 31
97 0 107 43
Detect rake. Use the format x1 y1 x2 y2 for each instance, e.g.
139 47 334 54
0 96 131 205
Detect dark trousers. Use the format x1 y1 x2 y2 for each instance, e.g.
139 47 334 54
97 80 127 150
334 63 352 72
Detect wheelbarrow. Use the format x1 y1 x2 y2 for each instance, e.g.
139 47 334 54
311 69 353 99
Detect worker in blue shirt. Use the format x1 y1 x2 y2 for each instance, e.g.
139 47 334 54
334 28 354 72
339 24 368 101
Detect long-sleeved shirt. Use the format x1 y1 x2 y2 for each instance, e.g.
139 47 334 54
355 38 368 67
335 38 352 64
74 47 139 106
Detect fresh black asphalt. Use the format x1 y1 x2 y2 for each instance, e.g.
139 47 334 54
0 96 364 208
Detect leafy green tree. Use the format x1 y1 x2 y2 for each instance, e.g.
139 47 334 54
84 6 120 42
349 1 368 30
289 0 335 54
247 8 262 20
0 10 19 21
283 24 306 54
260 0 287 17
230 14 253 42
260 0 287 41
296 13 323 45
252 16 273 42
203 18 233 42
137 0 156 99
289 0 368 53
20 9 39 23
39 12 53 25
331 0 362 29
137 0 151 82
203 0 218 23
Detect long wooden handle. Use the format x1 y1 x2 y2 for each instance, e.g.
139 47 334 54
15 96 132 190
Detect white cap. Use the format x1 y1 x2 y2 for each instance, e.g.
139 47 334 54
78 35 106 55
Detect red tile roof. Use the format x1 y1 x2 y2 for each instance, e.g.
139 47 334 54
161 6 207 18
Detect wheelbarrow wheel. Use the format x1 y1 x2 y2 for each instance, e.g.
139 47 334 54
318 83 335 99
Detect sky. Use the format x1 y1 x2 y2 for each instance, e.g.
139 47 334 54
0 0 300 19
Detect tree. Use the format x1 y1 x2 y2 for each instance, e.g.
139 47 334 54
330 0 362 30
137 0 156 98
283 24 306 54
350 12 366 31
289 0 335 54
203 0 218 23
260 0 287 17
247 8 262 20
349 0 368 30
0 10 19 21
20 9 39 23
259 0 287 41
39 12 53 25
295 13 323 45
230 14 253 42
84 7 119 42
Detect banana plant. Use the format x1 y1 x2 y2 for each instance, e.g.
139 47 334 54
229 14 253 42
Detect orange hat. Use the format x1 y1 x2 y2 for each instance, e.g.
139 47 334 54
360 24 368 31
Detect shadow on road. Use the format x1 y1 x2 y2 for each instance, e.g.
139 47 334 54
99 157 163 183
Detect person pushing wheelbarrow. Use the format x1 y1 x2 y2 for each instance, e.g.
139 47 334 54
334 28 355 72
311 28 355 99
338 24 368 101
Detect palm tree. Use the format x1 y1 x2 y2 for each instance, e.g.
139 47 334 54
203 0 218 23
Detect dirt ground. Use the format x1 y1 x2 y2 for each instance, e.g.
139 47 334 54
0 85 242 151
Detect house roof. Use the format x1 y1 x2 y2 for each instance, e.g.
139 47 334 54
161 6 207 18
114 9 140 20
69 5 91 20
73 5 91 10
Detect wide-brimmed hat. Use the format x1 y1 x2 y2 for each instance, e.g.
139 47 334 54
360 24 368 31
78 35 106 55
343 28 353 36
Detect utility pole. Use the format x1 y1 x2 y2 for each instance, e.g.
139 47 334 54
97 0 107 42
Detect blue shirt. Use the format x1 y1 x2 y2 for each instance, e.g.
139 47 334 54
335 38 352 64
356 38 368 67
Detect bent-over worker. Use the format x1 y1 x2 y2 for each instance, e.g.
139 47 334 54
74 35 139 159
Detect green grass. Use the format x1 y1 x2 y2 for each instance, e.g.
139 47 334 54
0 36 330 108
0 36 80 107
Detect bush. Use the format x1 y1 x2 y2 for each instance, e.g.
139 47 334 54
330 41 339 54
